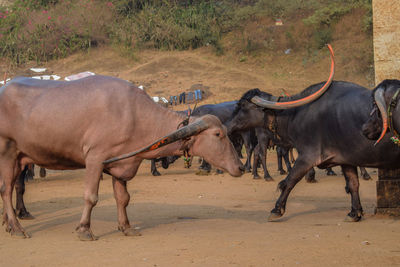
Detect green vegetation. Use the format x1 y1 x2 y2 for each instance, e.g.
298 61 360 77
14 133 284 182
0 0 372 66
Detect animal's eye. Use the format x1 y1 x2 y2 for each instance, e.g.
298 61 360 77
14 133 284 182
216 132 220 137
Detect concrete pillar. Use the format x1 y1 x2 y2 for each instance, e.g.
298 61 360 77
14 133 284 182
373 0 400 85
373 1 400 215
376 169 400 215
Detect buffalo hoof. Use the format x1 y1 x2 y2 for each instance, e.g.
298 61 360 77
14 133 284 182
264 176 274 182
279 169 287 175
4 222 30 239
362 175 372 181
10 230 30 239
306 178 318 183
268 212 283 222
253 174 261 180
76 228 98 241
344 211 363 222
152 170 161 176
120 227 142 237
326 170 337 176
17 210 35 220
215 169 224 175
39 168 47 178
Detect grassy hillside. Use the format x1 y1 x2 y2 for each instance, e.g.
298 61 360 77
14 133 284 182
0 0 374 89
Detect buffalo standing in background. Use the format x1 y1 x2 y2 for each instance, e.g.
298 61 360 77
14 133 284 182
150 156 180 176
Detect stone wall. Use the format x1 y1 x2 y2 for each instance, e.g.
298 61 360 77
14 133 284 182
373 0 400 85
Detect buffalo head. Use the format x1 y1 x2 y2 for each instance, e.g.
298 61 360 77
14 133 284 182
187 115 244 177
104 114 244 177
362 79 400 145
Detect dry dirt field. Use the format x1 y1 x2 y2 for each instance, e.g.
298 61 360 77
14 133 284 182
0 156 399 267
0 47 398 266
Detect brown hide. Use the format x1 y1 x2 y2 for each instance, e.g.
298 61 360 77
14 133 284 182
0 75 243 239
0 75 242 175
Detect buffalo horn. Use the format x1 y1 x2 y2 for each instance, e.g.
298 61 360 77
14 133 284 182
103 119 209 164
373 87 388 146
251 44 335 110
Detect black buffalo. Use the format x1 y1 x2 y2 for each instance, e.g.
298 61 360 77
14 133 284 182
227 81 400 222
151 156 180 176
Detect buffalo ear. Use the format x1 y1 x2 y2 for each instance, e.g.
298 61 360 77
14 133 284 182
362 113 383 140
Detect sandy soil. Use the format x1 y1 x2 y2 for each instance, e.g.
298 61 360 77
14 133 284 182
0 155 399 267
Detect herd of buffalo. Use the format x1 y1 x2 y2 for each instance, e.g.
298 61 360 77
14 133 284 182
0 45 399 241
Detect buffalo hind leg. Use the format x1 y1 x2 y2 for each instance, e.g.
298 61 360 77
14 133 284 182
151 159 161 176
342 165 363 222
305 168 317 183
283 149 292 173
277 147 285 175
269 157 313 221
252 144 261 179
76 162 103 241
259 145 272 181
15 166 34 220
359 167 371 181
243 132 254 173
0 145 30 238
112 177 141 237
326 167 337 176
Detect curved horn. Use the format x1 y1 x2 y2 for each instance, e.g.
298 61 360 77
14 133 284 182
251 44 335 110
103 119 209 164
373 87 388 146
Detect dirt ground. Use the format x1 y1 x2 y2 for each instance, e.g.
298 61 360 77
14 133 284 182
1 155 399 267
0 47 398 266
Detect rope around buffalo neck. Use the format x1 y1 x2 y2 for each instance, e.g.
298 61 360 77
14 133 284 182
388 88 400 146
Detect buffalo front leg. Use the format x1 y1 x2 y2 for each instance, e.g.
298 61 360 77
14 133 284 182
112 177 141 237
0 158 30 238
76 162 103 241
269 157 313 221
243 133 254 173
259 145 272 181
342 165 363 222
15 166 34 220
252 144 261 179
277 147 285 175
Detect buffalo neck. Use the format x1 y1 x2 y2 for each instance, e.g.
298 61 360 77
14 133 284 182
273 109 296 147
135 102 189 159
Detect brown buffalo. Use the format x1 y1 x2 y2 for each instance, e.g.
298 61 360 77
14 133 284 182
0 75 243 240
